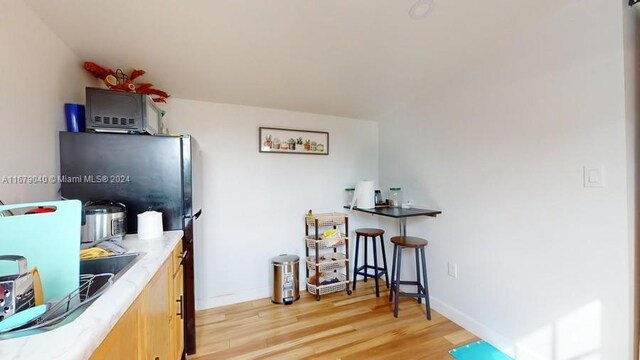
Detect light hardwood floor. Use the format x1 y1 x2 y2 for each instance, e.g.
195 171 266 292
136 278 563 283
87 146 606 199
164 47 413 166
189 281 477 359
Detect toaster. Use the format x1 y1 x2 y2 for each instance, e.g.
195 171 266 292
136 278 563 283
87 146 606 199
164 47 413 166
0 256 35 321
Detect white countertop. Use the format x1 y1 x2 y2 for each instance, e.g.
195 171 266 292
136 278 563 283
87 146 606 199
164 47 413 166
0 230 183 360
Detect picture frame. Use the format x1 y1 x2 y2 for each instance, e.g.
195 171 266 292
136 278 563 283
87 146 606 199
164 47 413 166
259 127 329 155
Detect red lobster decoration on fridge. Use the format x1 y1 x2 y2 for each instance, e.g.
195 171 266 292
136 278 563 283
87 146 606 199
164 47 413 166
83 61 170 103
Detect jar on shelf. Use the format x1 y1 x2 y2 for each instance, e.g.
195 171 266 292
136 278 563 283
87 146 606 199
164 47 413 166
344 188 355 207
389 187 402 207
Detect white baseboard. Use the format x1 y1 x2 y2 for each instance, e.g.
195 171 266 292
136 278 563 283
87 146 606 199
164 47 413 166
196 286 270 310
430 296 516 358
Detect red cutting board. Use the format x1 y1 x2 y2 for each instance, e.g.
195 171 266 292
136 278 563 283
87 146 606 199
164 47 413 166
0 200 81 302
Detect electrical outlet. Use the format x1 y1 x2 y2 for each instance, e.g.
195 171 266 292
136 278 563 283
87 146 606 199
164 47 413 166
448 262 458 278
583 166 605 187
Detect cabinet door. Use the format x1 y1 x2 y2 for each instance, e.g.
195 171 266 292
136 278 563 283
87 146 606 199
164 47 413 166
145 258 172 360
172 241 183 277
172 265 185 360
90 295 142 360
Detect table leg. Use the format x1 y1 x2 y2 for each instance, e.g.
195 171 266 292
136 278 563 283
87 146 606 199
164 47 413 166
399 218 407 237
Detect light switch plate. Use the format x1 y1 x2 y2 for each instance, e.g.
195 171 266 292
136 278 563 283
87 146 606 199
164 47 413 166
583 166 605 188
447 262 458 278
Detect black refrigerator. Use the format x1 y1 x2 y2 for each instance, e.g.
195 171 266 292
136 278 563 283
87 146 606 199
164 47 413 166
59 131 201 355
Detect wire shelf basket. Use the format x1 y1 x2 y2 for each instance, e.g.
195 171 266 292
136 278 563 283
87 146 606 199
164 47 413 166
0 273 114 334
306 273 348 295
306 253 348 272
305 212 347 227
305 235 347 249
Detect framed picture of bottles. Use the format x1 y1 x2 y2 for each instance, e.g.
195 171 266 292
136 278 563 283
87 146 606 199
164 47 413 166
259 127 329 155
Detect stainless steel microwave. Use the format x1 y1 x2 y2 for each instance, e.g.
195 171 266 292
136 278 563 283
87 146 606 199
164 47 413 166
85 87 163 135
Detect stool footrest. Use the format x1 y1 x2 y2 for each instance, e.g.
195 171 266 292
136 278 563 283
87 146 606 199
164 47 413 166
390 281 426 297
355 265 387 277
363 265 381 270
392 280 422 286
397 291 428 298
355 271 387 279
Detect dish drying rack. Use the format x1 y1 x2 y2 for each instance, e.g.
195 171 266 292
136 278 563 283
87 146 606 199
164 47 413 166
0 272 114 334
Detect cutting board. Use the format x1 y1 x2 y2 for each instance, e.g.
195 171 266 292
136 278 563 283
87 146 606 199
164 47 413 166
0 200 81 302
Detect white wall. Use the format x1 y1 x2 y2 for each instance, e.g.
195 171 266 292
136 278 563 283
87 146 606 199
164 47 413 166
378 1 631 359
0 0 92 204
623 2 640 358
164 99 379 308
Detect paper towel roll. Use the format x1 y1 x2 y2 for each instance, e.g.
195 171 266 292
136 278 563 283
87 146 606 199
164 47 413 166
351 180 375 209
137 211 164 240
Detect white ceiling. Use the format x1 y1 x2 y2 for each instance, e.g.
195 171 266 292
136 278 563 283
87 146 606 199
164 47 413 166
24 0 564 120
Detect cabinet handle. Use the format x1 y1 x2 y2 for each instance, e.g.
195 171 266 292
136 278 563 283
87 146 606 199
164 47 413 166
176 295 183 319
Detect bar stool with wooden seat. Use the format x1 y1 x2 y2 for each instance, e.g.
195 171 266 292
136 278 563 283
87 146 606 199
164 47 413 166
388 236 431 320
352 228 389 297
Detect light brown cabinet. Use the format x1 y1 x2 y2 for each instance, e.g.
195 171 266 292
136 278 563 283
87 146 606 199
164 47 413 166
144 258 172 360
170 239 185 360
172 266 184 360
90 294 142 360
91 240 185 360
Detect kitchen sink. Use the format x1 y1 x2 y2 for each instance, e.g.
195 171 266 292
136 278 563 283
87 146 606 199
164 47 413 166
80 252 143 278
79 252 144 297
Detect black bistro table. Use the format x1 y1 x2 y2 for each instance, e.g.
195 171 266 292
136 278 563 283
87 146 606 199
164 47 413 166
345 206 441 236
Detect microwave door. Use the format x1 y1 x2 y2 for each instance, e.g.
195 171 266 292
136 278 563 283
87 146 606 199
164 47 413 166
145 99 162 135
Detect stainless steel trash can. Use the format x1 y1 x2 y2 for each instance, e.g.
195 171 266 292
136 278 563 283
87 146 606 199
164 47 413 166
271 254 300 305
